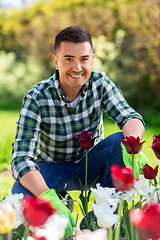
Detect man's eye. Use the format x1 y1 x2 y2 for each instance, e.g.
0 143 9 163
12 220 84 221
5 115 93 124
66 58 72 62
82 58 88 61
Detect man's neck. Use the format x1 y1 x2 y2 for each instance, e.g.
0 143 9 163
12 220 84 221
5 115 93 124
66 91 80 102
61 85 82 102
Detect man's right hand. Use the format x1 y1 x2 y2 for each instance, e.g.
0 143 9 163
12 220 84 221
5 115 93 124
121 143 149 179
39 189 76 239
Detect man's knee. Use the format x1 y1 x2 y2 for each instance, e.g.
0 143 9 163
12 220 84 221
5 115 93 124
12 181 33 196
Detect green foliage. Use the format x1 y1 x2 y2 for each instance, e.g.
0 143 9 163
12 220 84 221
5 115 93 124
0 110 19 171
0 51 46 108
0 0 159 109
0 175 14 200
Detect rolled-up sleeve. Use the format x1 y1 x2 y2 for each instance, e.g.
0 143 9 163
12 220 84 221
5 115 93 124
11 93 41 181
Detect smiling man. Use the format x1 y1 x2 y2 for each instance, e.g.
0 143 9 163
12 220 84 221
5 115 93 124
52 41 95 102
11 26 148 239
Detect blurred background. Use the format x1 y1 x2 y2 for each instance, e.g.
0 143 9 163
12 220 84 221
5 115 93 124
0 0 159 111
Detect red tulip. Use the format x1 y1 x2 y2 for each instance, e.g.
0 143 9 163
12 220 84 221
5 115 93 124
21 196 56 227
121 136 145 154
76 131 98 150
129 203 160 240
152 134 160 159
140 164 158 179
111 164 134 191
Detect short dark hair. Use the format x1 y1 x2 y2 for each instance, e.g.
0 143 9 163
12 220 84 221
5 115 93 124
54 26 93 54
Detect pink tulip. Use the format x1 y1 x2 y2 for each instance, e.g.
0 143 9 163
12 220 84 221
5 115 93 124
0 202 16 234
75 228 108 240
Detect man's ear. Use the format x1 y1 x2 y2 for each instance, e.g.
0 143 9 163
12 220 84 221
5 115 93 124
52 54 59 69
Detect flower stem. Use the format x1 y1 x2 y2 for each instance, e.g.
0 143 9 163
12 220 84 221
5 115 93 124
108 227 113 240
132 154 134 176
23 227 30 240
154 177 158 186
135 227 140 240
85 150 88 222
114 199 124 240
7 230 12 240
123 217 131 240
129 200 135 240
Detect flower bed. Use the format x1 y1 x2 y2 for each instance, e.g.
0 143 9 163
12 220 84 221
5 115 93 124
0 133 160 240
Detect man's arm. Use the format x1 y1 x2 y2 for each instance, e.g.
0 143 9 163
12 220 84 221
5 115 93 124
122 118 145 140
20 170 49 197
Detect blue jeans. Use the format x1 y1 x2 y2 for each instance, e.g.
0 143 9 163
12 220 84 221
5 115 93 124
12 132 125 196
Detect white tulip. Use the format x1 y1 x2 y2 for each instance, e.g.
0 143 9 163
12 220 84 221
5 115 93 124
35 214 69 240
92 201 119 229
117 188 137 201
134 175 150 196
91 183 117 204
0 192 24 228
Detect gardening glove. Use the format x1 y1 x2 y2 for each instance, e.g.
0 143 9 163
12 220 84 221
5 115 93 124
121 143 149 179
39 189 76 239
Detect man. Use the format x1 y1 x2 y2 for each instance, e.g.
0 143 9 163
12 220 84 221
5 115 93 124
11 26 147 238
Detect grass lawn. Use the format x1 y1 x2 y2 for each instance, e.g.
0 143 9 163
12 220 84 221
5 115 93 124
0 109 160 223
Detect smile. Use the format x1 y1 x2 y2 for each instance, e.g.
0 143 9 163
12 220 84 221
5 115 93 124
69 74 84 78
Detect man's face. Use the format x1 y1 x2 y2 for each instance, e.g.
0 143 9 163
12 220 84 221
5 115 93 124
52 41 95 99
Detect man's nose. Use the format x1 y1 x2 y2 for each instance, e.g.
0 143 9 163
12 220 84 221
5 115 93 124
72 60 82 72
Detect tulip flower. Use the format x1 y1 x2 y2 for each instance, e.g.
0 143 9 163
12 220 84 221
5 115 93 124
152 134 160 159
121 136 145 155
140 164 158 180
21 196 56 227
91 183 118 205
76 131 98 150
35 214 69 240
134 175 150 196
75 228 108 240
0 202 15 234
0 193 24 229
92 201 119 229
129 203 160 240
111 164 134 191
76 131 98 228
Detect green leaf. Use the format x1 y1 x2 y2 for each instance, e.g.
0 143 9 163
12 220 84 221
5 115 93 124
80 211 95 230
23 227 30 240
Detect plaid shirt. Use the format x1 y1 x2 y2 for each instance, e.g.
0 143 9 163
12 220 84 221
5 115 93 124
11 70 144 180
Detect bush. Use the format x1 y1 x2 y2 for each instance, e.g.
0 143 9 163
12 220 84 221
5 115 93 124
0 0 159 109
0 51 47 108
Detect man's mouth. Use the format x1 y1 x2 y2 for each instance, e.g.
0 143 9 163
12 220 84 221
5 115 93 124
69 73 84 78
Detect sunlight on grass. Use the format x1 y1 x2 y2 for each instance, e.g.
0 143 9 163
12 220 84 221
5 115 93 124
0 110 19 171
0 175 14 201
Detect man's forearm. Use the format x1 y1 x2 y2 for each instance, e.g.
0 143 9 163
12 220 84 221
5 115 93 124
122 118 145 140
20 170 49 197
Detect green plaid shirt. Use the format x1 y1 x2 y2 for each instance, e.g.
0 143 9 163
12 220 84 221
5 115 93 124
11 70 144 180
